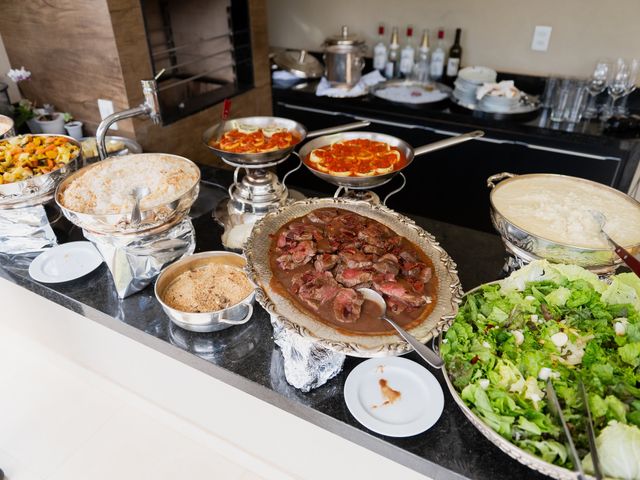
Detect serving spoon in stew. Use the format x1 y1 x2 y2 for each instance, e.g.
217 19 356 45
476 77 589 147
357 288 444 369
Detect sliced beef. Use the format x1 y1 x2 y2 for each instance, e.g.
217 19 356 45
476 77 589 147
295 271 340 310
386 297 408 314
376 281 427 308
357 223 390 249
276 240 316 270
335 268 373 288
338 248 372 269
372 254 400 276
307 209 339 225
401 261 432 283
332 288 364 323
363 244 385 256
314 253 339 272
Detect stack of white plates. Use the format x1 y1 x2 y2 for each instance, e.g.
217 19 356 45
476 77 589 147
453 66 497 105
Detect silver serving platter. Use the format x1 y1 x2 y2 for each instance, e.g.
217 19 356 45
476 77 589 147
55 153 200 234
437 283 591 480
244 197 463 357
202 116 307 166
370 80 452 105
488 172 640 273
0 133 82 209
298 130 484 190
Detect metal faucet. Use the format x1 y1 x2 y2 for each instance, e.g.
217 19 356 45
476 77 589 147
96 74 163 161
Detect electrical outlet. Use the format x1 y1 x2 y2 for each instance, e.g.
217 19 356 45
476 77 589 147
531 26 552 52
97 99 118 130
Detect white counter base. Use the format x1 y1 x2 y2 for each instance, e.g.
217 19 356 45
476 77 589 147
0 278 430 480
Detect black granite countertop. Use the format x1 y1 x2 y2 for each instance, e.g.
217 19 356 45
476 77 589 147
0 165 553 480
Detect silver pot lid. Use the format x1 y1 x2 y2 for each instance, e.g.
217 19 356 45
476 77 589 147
324 25 365 47
273 50 324 79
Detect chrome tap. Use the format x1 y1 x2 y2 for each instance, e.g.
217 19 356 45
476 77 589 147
96 72 163 161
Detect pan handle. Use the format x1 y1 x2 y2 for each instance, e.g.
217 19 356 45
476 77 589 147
486 172 517 189
306 120 371 138
413 130 484 157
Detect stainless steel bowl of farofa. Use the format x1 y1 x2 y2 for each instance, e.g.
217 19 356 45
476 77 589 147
155 251 256 333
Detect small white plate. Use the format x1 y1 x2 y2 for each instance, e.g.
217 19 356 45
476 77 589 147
29 241 103 283
344 357 444 437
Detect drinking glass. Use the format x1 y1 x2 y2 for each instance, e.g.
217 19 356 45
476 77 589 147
602 58 639 120
583 58 612 119
542 77 559 109
550 78 573 122
564 81 588 123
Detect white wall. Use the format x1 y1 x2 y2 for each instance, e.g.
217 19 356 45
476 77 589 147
266 0 640 78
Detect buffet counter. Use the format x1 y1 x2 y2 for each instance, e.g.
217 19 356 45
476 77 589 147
0 166 552 480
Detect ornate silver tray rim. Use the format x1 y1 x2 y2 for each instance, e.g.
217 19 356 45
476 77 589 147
438 283 591 480
244 197 463 357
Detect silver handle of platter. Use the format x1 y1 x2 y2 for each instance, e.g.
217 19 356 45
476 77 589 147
486 172 517 189
281 151 303 191
306 120 371 138
413 130 484 157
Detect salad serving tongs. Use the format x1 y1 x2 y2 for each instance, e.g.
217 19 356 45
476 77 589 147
546 380 603 480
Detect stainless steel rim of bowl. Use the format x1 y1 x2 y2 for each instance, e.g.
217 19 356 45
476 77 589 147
202 116 308 165
298 131 416 189
54 152 201 234
0 133 82 207
489 172 640 252
154 251 256 333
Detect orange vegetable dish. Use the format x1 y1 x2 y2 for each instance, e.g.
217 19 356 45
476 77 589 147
305 139 407 177
0 135 79 185
211 128 301 154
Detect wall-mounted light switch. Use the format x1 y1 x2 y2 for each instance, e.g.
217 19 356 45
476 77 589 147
97 99 118 130
531 25 552 52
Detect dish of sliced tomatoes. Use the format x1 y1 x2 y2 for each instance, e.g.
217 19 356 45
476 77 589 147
305 139 407 177
211 128 301 154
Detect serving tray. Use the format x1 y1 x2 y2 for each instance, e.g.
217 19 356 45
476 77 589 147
244 197 463 357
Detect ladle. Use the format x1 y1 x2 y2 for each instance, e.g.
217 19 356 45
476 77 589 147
357 288 444 369
130 186 151 226
590 210 640 276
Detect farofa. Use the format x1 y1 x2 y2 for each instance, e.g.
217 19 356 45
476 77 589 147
163 263 253 313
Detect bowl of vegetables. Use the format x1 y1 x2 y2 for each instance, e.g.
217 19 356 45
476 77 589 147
440 260 640 480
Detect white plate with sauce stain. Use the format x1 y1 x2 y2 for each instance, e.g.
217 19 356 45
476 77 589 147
344 356 444 437
29 241 103 283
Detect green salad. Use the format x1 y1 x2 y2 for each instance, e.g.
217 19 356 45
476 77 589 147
442 260 640 479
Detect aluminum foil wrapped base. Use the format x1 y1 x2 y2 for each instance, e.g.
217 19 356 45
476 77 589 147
270 313 345 392
0 204 57 254
84 217 195 299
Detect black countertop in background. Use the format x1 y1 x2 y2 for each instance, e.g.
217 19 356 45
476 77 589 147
0 165 555 480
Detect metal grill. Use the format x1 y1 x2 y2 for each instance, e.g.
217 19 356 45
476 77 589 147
139 0 254 125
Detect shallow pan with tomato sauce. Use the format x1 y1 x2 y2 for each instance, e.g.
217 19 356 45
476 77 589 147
299 130 484 190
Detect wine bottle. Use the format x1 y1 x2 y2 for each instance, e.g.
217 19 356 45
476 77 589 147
429 29 446 81
384 27 400 79
373 24 388 72
445 28 462 81
399 26 415 77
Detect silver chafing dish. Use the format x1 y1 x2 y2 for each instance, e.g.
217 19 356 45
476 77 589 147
0 134 82 255
487 172 640 274
0 133 82 209
55 153 200 235
55 152 201 298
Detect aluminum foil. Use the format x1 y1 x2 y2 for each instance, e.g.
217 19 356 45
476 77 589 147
83 217 195 299
0 204 57 254
270 313 345 392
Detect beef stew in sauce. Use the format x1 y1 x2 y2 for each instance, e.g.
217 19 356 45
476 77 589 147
269 208 437 335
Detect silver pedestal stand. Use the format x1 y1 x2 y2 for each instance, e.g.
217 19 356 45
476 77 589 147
213 153 305 250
